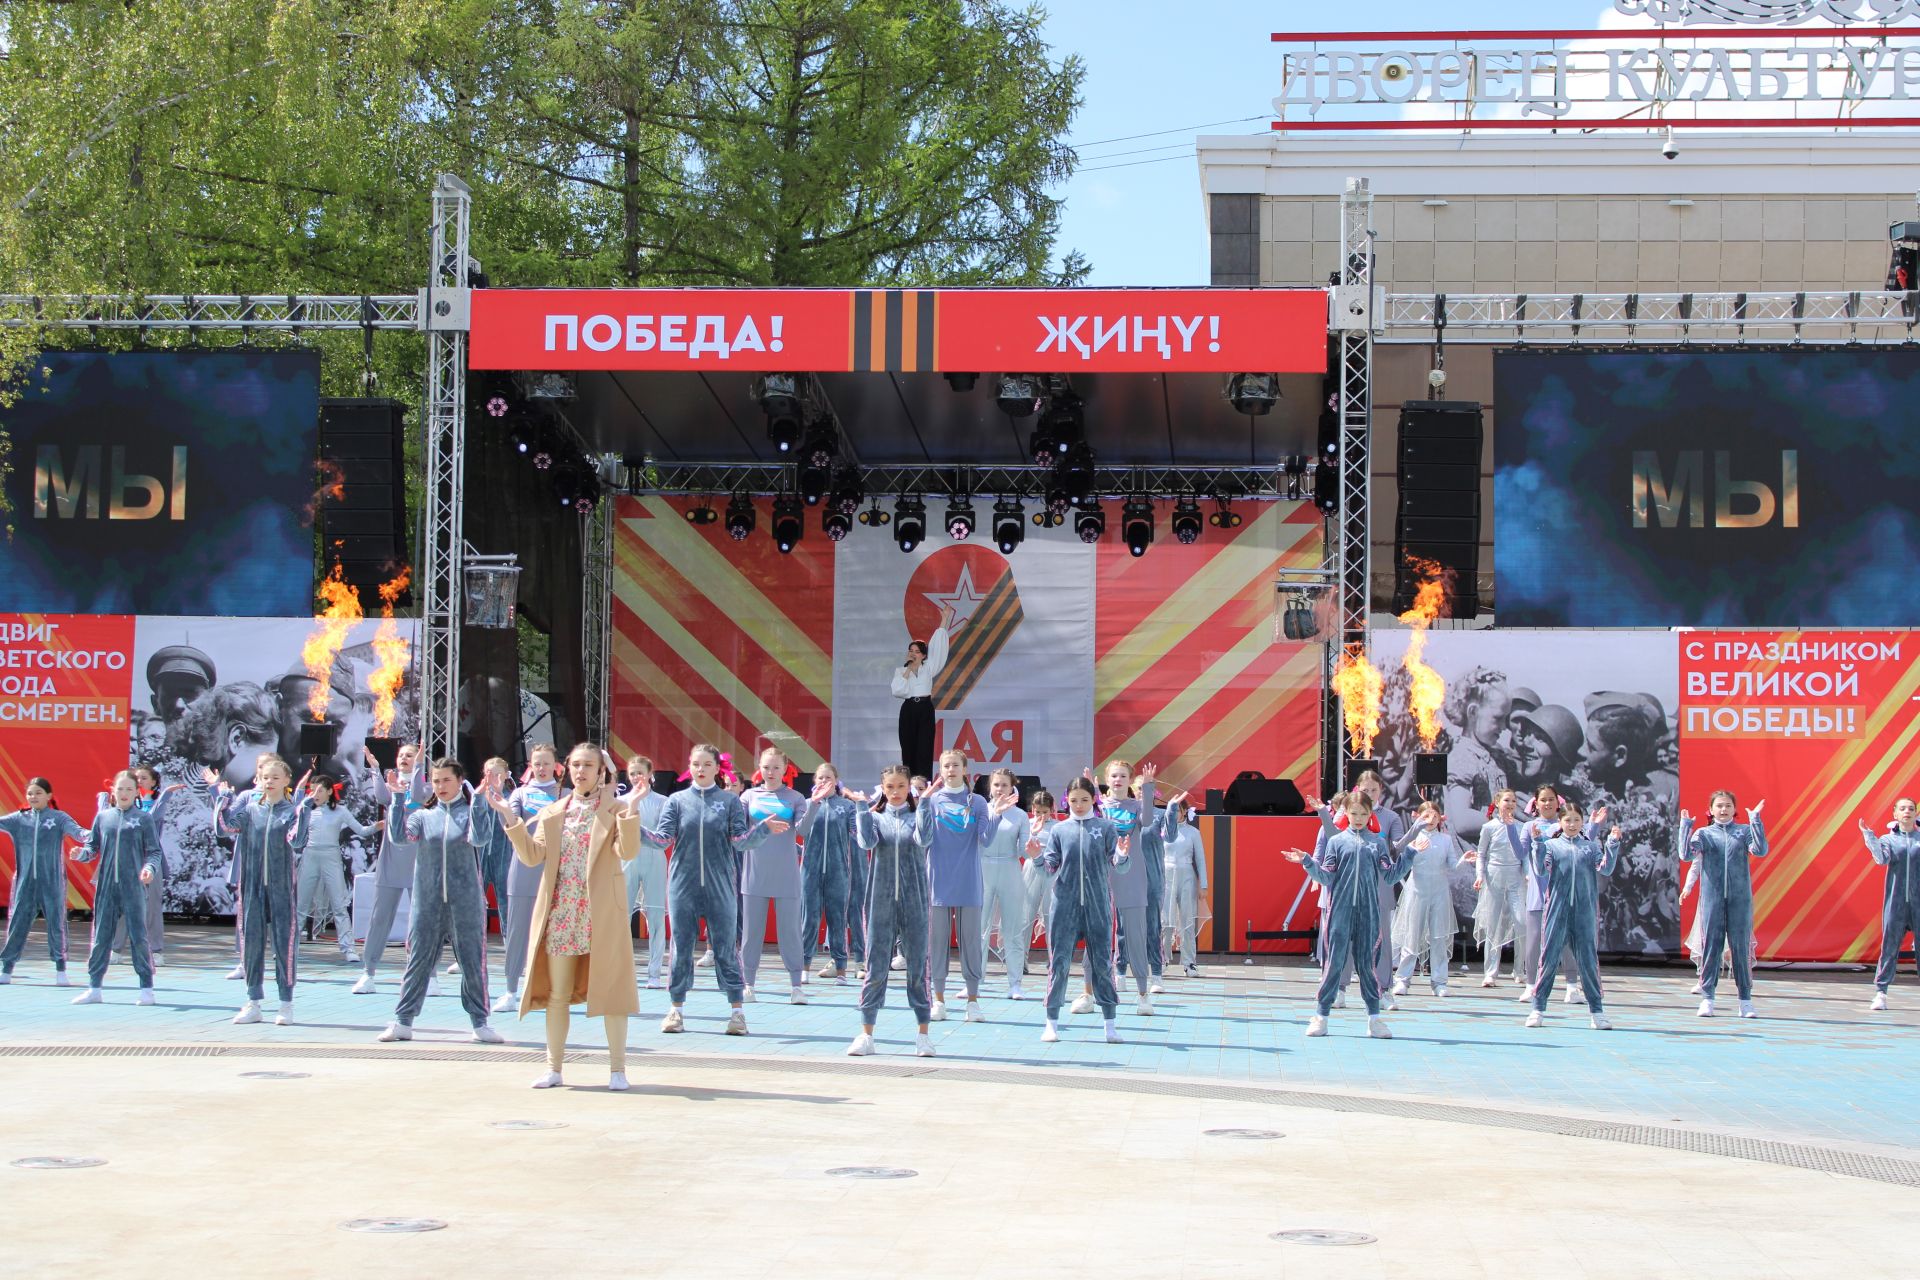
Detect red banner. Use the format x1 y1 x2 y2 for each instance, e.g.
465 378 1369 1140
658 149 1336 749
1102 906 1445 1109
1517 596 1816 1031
470 287 1326 374
1678 630 1920 962
0 613 138 907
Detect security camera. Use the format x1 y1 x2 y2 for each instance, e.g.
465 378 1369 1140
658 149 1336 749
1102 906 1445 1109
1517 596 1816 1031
1661 127 1678 161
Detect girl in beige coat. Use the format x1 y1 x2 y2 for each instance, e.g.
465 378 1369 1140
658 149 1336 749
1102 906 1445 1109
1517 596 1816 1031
487 744 640 1091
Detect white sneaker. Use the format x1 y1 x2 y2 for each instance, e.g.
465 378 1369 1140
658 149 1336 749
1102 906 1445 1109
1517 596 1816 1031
1385 995 1399 1012
341 949 360 964
1185 963 1199 977
226 964 245 980
55 971 72 987
801 971 811 985
724 1010 748 1036
151 952 164 967
930 999 948 1021
446 962 460 976
890 954 905 971
1367 1016 1392 1039
1333 989 1348 1009
741 986 756 1003
645 978 667 989
0 972 12 985
817 963 839 978
1564 986 1582 1004
695 950 715 968
1516 986 1534 1003
1041 1023 1060 1043
376 1021 410 1041
1305 1015 1328 1037
1136 996 1155 1015
1148 979 1165 995
1480 974 1497 988
351 974 377 995
471 1023 504 1044
232 1001 263 1024
1871 992 1888 1011
427 976 442 997
275 1002 295 1026
1697 998 1715 1018
1104 1025 1124 1043
835 972 849 987
1689 980 1704 994
963 1000 984 1023
1738 1000 1756 1019
847 1033 875 1056
72 987 103 1005
530 1071 563 1089
1070 993 1095 1015
1590 1013 1613 1030
1391 978 1409 996
491 990 519 1014
1433 987 1449 998
1007 981 1024 1001
608 1072 630 1092
1524 1010 1543 1027
915 1032 936 1057
661 1007 685 1033
789 987 807 1005
136 989 155 1006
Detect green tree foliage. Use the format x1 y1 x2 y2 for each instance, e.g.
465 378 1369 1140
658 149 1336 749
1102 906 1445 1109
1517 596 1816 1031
0 0 1083 520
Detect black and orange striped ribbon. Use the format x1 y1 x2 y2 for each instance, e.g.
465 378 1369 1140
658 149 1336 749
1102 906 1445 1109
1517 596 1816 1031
932 576 1025 707
851 289 938 372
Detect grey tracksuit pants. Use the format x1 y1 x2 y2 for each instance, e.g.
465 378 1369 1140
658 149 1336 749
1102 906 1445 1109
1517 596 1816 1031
741 893 802 990
929 904 982 1000
394 847 490 1028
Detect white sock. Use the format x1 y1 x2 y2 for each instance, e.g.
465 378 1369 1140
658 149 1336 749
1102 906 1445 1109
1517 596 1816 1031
1044 1018 1058 1035
1103 1016 1116 1035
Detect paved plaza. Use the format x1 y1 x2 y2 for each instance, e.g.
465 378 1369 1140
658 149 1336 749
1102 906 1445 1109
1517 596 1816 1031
2 925 1915 1277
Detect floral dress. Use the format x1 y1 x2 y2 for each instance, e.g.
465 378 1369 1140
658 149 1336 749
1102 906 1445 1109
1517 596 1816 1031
546 803 595 956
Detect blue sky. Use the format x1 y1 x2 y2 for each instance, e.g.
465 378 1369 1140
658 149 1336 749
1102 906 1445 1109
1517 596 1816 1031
1042 1 1608 284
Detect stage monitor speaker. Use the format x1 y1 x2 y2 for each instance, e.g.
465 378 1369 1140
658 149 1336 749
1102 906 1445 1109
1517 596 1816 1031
1223 771 1307 816
364 737 402 770
1394 399 1484 619
318 398 411 609
1414 752 1449 786
1345 758 1381 789
1204 787 1226 815
652 770 685 797
297 721 341 759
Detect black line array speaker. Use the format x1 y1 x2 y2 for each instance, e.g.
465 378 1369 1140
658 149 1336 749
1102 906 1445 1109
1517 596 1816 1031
1394 399 1483 618
318 398 410 608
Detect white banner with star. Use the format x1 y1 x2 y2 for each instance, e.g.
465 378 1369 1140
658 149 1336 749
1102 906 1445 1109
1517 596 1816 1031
829 526 1095 790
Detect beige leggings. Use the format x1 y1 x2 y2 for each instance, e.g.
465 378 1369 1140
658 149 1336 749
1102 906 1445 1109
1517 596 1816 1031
544 952 628 1073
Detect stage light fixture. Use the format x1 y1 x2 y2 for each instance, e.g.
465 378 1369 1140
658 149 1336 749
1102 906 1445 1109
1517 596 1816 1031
686 502 718 526
1032 394 1083 462
995 374 1043 418
1170 496 1203 545
1074 501 1105 545
823 505 854 542
771 495 804 553
724 494 756 541
945 495 976 541
797 420 839 505
992 498 1025 554
894 496 927 552
1313 460 1339 513
1056 441 1095 499
755 373 805 453
1208 495 1244 529
1283 454 1308 501
945 372 979 392
1282 591 1320 641
858 503 892 528
1226 372 1279 416
1121 498 1155 557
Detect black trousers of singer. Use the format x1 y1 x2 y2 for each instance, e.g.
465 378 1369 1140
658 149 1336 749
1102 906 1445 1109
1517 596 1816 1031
898 697 935 779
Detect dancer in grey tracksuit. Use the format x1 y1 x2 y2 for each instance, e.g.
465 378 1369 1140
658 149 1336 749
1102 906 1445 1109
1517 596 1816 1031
848 772 937 1057
0 781 85 983
356 756 429 989
978 770 1030 990
1527 806 1622 1029
919 759 992 1018
1297 798 1424 1035
72 785 163 1002
1861 803 1920 1008
622 782 669 988
1042 779 1128 1043
214 770 308 1021
801 775 859 980
1679 792 1769 1017
378 764 499 1041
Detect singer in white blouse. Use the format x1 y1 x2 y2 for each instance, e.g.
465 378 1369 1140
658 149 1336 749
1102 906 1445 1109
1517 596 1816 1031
890 609 953 778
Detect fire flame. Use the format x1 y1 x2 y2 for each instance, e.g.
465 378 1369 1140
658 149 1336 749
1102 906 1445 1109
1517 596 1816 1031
1396 558 1449 750
302 563 364 720
369 567 412 736
1331 646 1384 756
304 459 349 526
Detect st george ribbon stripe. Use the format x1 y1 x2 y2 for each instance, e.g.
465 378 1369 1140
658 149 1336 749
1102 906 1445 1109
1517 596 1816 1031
851 290 935 371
